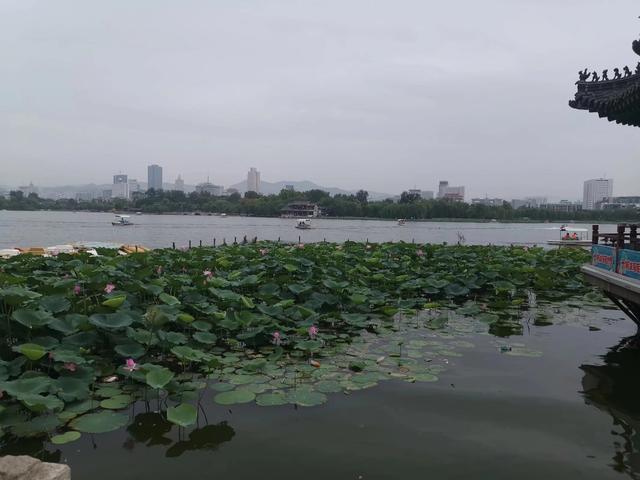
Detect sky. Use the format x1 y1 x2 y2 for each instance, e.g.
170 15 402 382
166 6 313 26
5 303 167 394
1 0 639 200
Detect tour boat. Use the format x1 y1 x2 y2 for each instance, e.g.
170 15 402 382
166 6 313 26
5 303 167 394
112 215 133 226
295 218 312 230
397 219 406 226
547 227 591 247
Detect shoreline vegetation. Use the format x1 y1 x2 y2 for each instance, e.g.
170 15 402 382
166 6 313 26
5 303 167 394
0 241 603 445
2 189 638 223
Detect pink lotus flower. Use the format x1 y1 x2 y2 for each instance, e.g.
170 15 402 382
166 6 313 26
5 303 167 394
296 243 305 249
308 325 319 339
203 270 213 279
104 283 116 294
272 331 281 346
63 362 77 372
73 284 82 295
124 358 138 372
259 248 269 256
416 249 424 257
156 266 163 275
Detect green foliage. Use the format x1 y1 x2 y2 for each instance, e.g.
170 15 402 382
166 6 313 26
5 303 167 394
1 189 637 221
0 241 594 441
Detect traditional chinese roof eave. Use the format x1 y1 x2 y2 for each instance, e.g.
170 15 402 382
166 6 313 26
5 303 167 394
570 35 640 127
570 76 640 127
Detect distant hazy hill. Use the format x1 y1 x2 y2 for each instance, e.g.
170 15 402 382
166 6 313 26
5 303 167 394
228 179 393 201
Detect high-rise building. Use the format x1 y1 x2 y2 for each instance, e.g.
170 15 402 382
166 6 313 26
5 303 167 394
112 174 129 199
247 168 261 193
174 175 185 192
437 181 449 199
128 179 141 197
583 178 613 210
148 164 163 191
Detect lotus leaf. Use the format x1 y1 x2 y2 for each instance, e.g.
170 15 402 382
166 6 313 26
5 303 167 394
70 411 129 433
167 403 197 427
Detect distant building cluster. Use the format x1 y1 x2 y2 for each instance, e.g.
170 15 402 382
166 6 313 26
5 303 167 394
437 181 465 201
6 170 637 213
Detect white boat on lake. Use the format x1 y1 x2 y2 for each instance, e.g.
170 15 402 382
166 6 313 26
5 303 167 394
295 218 312 230
112 215 133 226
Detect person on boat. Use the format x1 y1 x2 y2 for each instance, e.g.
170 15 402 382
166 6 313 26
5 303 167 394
571 232 578 240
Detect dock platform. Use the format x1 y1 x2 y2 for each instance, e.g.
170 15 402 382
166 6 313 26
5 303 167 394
582 224 640 325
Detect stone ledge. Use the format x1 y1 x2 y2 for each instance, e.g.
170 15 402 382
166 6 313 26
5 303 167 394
0 455 70 480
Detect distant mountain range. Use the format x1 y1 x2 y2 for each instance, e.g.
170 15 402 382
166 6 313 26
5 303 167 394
228 179 394 201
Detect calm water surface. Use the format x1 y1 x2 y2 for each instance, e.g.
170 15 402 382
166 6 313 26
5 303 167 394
2 210 637 479
0 210 613 248
3 307 640 480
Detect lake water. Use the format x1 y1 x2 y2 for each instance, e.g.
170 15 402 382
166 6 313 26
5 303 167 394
0 210 613 249
3 305 639 479
2 210 637 479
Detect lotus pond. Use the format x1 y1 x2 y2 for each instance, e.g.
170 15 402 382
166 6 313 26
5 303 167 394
0 241 632 478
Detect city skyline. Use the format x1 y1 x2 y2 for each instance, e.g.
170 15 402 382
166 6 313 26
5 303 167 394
1 1 639 200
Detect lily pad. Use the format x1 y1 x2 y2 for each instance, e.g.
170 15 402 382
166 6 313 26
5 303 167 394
51 431 82 445
167 403 197 427
214 390 256 405
287 390 327 407
256 390 288 406
70 411 129 434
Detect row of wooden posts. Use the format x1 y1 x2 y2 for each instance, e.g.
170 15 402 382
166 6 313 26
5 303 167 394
171 237 418 249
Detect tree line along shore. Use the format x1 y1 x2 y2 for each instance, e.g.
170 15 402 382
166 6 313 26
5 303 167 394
1 188 638 223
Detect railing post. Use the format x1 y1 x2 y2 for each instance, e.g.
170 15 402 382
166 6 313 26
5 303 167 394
617 224 626 249
630 224 638 250
592 225 599 245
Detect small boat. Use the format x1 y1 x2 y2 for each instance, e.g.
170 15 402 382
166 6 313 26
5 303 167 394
295 218 312 230
220 213 227 218
397 219 406 226
136 211 142 215
112 215 133 226
547 227 591 248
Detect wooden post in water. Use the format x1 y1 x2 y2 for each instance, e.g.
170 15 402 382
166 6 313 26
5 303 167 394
213 238 216 247
234 236 237 245
223 238 226 245
278 237 280 243
592 225 599 245
172 242 176 249
189 240 192 250
298 235 301 243
199 240 202 247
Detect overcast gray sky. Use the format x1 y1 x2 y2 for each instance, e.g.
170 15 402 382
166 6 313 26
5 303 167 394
1 0 639 199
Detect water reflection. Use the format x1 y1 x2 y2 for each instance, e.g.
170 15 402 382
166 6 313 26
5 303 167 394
124 411 235 458
581 336 640 478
